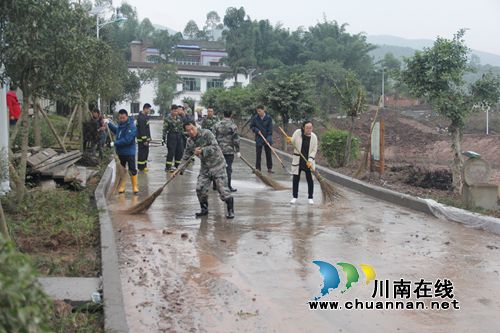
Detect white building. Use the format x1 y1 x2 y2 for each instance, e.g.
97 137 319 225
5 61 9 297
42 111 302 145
116 40 250 115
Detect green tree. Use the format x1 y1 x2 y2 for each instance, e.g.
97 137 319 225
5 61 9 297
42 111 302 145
332 71 367 165
204 11 223 40
222 7 256 85
401 30 499 192
145 30 182 114
300 60 347 119
256 71 317 148
0 0 123 201
183 20 201 40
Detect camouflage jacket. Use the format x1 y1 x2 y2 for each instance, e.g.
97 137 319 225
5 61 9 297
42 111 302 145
181 129 226 173
163 114 183 138
201 116 218 132
213 118 240 155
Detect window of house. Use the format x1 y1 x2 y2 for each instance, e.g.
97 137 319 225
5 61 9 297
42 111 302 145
209 61 222 67
131 102 140 114
182 77 201 92
207 79 224 89
175 56 200 65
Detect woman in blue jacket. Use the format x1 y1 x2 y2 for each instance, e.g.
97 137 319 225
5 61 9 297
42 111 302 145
105 109 139 194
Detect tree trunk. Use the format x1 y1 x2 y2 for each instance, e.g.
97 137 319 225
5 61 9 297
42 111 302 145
16 94 31 203
0 200 10 241
344 116 355 166
33 97 42 147
449 125 464 193
9 111 22 147
78 105 84 152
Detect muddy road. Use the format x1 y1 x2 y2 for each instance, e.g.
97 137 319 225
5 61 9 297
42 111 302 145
108 121 500 333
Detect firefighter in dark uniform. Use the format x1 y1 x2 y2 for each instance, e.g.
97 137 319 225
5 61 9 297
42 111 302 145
136 103 152 172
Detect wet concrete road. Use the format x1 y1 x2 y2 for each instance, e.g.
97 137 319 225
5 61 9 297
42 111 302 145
109 121 500 333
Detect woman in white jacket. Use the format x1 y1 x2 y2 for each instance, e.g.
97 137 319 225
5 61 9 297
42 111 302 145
288 121 317 204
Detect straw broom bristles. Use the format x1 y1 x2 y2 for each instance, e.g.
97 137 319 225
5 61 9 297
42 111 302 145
123 156 193 215
278 126 341 205
106 126 127 198
239 155 288 191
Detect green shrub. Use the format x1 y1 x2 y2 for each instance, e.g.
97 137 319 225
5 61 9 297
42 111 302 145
0 235 51 333
320 129 360 168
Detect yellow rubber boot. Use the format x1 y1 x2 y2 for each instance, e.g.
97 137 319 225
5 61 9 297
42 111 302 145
131 174 139 194
118 177 126 194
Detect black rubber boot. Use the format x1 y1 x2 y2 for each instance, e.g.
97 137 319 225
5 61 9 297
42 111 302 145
212 180 217 191
228 175 237 192
225 197 235 219
195 201 209 217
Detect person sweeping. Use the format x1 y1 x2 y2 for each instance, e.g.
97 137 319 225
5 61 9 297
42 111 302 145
214 109 240 192
180 120 235 219
104 109 139 194
287 121 317 205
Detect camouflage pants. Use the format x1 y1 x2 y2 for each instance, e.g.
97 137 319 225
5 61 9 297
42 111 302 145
196 168 232 203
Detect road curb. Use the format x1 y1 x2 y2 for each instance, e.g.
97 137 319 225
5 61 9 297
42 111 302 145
95 161 129 333
241 138 500 235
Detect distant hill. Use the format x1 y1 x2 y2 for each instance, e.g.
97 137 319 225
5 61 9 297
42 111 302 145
367 35 500 67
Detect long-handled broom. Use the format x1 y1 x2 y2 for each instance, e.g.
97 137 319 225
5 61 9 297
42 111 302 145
123 156 194 215
278 127 341 205
257 131 292 175
106 126 127 197
239 155 288 190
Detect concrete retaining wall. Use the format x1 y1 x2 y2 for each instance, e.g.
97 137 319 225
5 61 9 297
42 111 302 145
95 161 129 333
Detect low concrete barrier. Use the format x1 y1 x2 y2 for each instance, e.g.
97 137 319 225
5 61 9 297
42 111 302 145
95 161 129 333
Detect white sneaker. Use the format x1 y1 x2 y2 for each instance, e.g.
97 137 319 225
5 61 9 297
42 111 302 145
290 198 297 204
308 199 314 205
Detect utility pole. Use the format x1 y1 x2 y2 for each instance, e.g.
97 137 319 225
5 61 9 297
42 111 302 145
0 67 9 195
486 105 489 135
381 67 385 109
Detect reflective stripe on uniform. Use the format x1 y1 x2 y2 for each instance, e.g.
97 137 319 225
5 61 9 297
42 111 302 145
137 161 147 165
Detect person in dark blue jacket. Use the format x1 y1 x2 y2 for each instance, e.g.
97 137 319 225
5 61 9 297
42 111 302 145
105 109 139 194
250 105 273 173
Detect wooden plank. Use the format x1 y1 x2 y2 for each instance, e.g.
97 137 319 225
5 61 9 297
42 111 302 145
33 151 81 171
45 159 80 178
27 148 58 167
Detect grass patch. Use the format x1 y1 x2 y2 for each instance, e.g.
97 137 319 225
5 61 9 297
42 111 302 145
3 186 101 277
51 301 104 333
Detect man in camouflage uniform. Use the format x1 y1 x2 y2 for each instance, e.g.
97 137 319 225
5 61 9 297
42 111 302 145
180 120 235 219
163 104 184 172
214 110 240 192
201 107 218 132
202 106 219 189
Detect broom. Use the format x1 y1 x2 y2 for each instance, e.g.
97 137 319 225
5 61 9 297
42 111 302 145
123 156 194 215
354 96 383 179
106 125 127 197
239 155 288 191
278 127 341 205
257 131 292 175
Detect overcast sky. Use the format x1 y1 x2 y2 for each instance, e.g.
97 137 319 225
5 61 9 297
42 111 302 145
120 0 500 55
